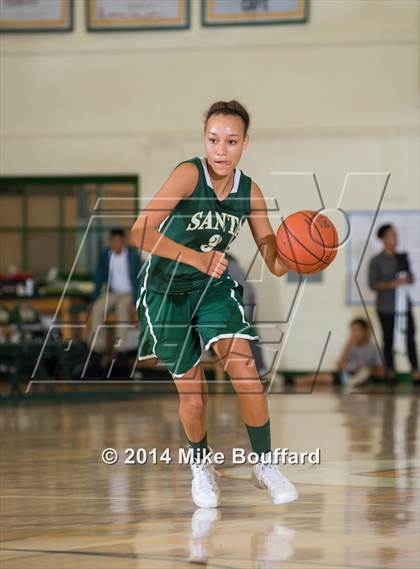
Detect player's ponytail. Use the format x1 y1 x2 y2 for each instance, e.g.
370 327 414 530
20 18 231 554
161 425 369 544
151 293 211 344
204 100 250 135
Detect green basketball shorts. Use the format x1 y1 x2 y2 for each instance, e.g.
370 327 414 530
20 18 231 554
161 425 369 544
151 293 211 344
136 277 260 377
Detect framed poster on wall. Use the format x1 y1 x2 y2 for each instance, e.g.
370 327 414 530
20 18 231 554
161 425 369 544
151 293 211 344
0 0 73 33
87 0 190 31
202 0 308 27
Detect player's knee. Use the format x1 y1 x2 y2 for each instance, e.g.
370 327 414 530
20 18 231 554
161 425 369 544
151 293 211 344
200 389 208 406
225 357 256 377
226 358 263 394
230 378 263 394
179 394 205 416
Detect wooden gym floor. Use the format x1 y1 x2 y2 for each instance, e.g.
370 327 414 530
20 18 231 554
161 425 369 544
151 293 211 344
0 390 418 569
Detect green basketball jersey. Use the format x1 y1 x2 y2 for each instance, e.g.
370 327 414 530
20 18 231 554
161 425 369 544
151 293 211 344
139 156 253 294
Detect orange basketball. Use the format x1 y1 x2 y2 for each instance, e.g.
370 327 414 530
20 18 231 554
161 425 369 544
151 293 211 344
276 210 338 274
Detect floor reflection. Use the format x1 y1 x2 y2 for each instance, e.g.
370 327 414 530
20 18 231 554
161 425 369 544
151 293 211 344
0 391 419 568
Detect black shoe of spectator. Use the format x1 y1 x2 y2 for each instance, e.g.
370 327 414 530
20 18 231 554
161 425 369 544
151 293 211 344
106 351 132 380
83 350 105 379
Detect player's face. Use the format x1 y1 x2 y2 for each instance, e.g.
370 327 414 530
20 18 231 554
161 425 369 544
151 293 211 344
204 114 249 176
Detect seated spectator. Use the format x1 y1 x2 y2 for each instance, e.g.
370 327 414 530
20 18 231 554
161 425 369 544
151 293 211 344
293 318 384 389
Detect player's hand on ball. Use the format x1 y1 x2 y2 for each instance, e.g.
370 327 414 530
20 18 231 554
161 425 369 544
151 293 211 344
197 250 228 278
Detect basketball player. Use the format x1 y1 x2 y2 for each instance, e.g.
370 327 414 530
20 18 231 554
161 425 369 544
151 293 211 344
130 101 298 508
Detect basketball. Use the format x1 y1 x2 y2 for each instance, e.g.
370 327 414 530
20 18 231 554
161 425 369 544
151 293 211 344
276 210 338 274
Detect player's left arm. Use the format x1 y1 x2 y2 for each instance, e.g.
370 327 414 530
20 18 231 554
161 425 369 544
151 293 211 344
247 182 289 277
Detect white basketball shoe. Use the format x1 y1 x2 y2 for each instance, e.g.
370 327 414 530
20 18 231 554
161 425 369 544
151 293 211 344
252 453 298 505
190 449 220 508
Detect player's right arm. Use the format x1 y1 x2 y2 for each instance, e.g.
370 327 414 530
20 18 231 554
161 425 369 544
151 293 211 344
247 182 289 277
129 163 228 279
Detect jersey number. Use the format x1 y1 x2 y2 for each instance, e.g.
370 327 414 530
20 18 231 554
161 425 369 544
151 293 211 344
200 234 223 252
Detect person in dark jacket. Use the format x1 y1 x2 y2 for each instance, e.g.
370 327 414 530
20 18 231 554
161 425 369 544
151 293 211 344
368 224 419 382
88 229 142 358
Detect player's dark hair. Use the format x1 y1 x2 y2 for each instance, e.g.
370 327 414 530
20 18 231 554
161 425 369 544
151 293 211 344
110 228 125 238
204 100 250 136
350 318 369 331
377 224 393 240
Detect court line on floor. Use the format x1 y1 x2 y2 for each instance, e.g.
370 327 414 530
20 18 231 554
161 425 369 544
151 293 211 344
0 547 236 569
0 546 412 569
0 494 415 508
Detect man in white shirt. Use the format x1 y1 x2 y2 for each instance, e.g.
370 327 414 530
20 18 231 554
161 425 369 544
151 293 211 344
88 229 141 369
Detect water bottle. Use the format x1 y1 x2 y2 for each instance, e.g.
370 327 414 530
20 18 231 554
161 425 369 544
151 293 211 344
25 278 35 296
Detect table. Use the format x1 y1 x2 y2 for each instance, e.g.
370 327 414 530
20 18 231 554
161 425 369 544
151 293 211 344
0 294 90 340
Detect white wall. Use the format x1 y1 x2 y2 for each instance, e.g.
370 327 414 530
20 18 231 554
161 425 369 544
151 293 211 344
1 0 419 370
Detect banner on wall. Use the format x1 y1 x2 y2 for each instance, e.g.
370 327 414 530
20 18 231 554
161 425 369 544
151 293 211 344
202 0 308 27
0 0 73 32
87 0 190 31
